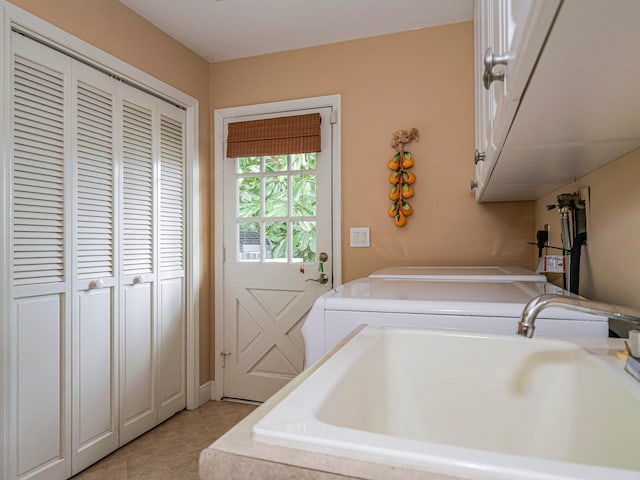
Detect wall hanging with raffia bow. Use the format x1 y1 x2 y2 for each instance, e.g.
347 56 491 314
387 128 419 227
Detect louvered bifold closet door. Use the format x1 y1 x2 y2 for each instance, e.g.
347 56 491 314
157 103 187 422
10 33 73 480
71 62 119 475
118 84 158 446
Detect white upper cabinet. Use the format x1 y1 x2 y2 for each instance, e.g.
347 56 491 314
473 0 640 201
474 0 560 197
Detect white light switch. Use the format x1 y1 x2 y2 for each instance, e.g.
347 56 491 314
350 227 370 247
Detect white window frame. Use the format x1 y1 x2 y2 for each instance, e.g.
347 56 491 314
213 95 342 400
0 5 202 475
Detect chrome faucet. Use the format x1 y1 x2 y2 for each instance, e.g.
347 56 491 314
518 294 640 338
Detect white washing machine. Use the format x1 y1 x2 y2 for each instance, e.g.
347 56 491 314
302 277 609 367
369 265 547 282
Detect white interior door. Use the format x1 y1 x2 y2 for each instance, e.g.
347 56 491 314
11 32 73 480
5 22 191 480
118 84 158 445
157 102 187 423
222 107 334 402
71 62 119 474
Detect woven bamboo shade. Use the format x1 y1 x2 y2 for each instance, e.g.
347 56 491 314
226 113 321 158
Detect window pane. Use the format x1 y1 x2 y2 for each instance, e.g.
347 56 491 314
292 221 316 263
291 153 316 170
264 155 287 172
291 174 316 216
265 221 288 262
264 175 288 217
237 177 261 218
238 222 261 262
236 156 260 173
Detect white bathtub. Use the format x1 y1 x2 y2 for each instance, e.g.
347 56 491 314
253 326 640 480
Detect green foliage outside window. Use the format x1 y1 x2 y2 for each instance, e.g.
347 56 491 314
237 154 317 262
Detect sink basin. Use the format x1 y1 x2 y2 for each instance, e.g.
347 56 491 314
253 326 640 480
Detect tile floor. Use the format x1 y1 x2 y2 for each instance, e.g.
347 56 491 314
72 400 257 480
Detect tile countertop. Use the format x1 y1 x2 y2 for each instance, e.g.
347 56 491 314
198 331 630 480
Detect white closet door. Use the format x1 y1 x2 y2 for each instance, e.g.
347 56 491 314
157 103 186 422
71 62 119 474
11 33 72 480
118 84 158 445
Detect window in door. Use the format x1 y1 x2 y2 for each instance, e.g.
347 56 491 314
235 153 317 263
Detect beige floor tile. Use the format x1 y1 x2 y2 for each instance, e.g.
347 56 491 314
72 400 256 480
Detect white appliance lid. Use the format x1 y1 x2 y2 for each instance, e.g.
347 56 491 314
326 278 606 322
368 265 546 282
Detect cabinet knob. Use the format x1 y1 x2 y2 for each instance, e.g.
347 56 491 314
470 180 479 190
134 275 146 284
483 47 509 90
474 149 485 165
90 278 105 289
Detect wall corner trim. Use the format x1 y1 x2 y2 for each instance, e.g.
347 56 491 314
199 381 215 407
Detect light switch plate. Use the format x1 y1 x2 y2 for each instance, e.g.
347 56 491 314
350 227 370 248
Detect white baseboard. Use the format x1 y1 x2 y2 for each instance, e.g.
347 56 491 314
199 381 214 406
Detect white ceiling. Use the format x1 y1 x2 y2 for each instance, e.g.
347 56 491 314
119 0 474 62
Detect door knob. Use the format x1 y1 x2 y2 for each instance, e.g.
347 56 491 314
483 47 509 89
306 273 328 285
318 252 328 262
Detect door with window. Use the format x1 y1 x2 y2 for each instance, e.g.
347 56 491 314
222 108 334 402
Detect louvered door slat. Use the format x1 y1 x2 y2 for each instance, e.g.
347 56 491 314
77 151 113 166
15 97 65 123
14 121 65 143
12 55 65 286
14 140 63 158
14 60 64 86
77 195 111 209
13 222 63 234
15 116 64 138
77 156 111 169
14 145 64 164
15 163 64 181
123 159 152 172
159 114 184 273
122 101 153 276
76 81 114 280
14 79 64 106
13 255 62 265
14 173 63 189
15 64 61 85
78 208 112 217
121 199 152 209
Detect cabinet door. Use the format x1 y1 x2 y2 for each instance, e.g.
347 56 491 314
71 63 119 474
484 0 519 171
487 0 561 147
474 0 494 193
157 104 187 422
119 85 158 445
474 0 561 201
475 0 509 194
11 33 72 480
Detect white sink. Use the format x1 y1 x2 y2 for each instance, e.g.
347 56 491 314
253 326 640 480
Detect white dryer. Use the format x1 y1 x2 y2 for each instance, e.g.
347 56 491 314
302 277 609 367
369 265 546 282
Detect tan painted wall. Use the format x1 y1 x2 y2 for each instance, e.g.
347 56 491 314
11 0 213 383
535 147 640 309
7 5 537 385
210 22 535 286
